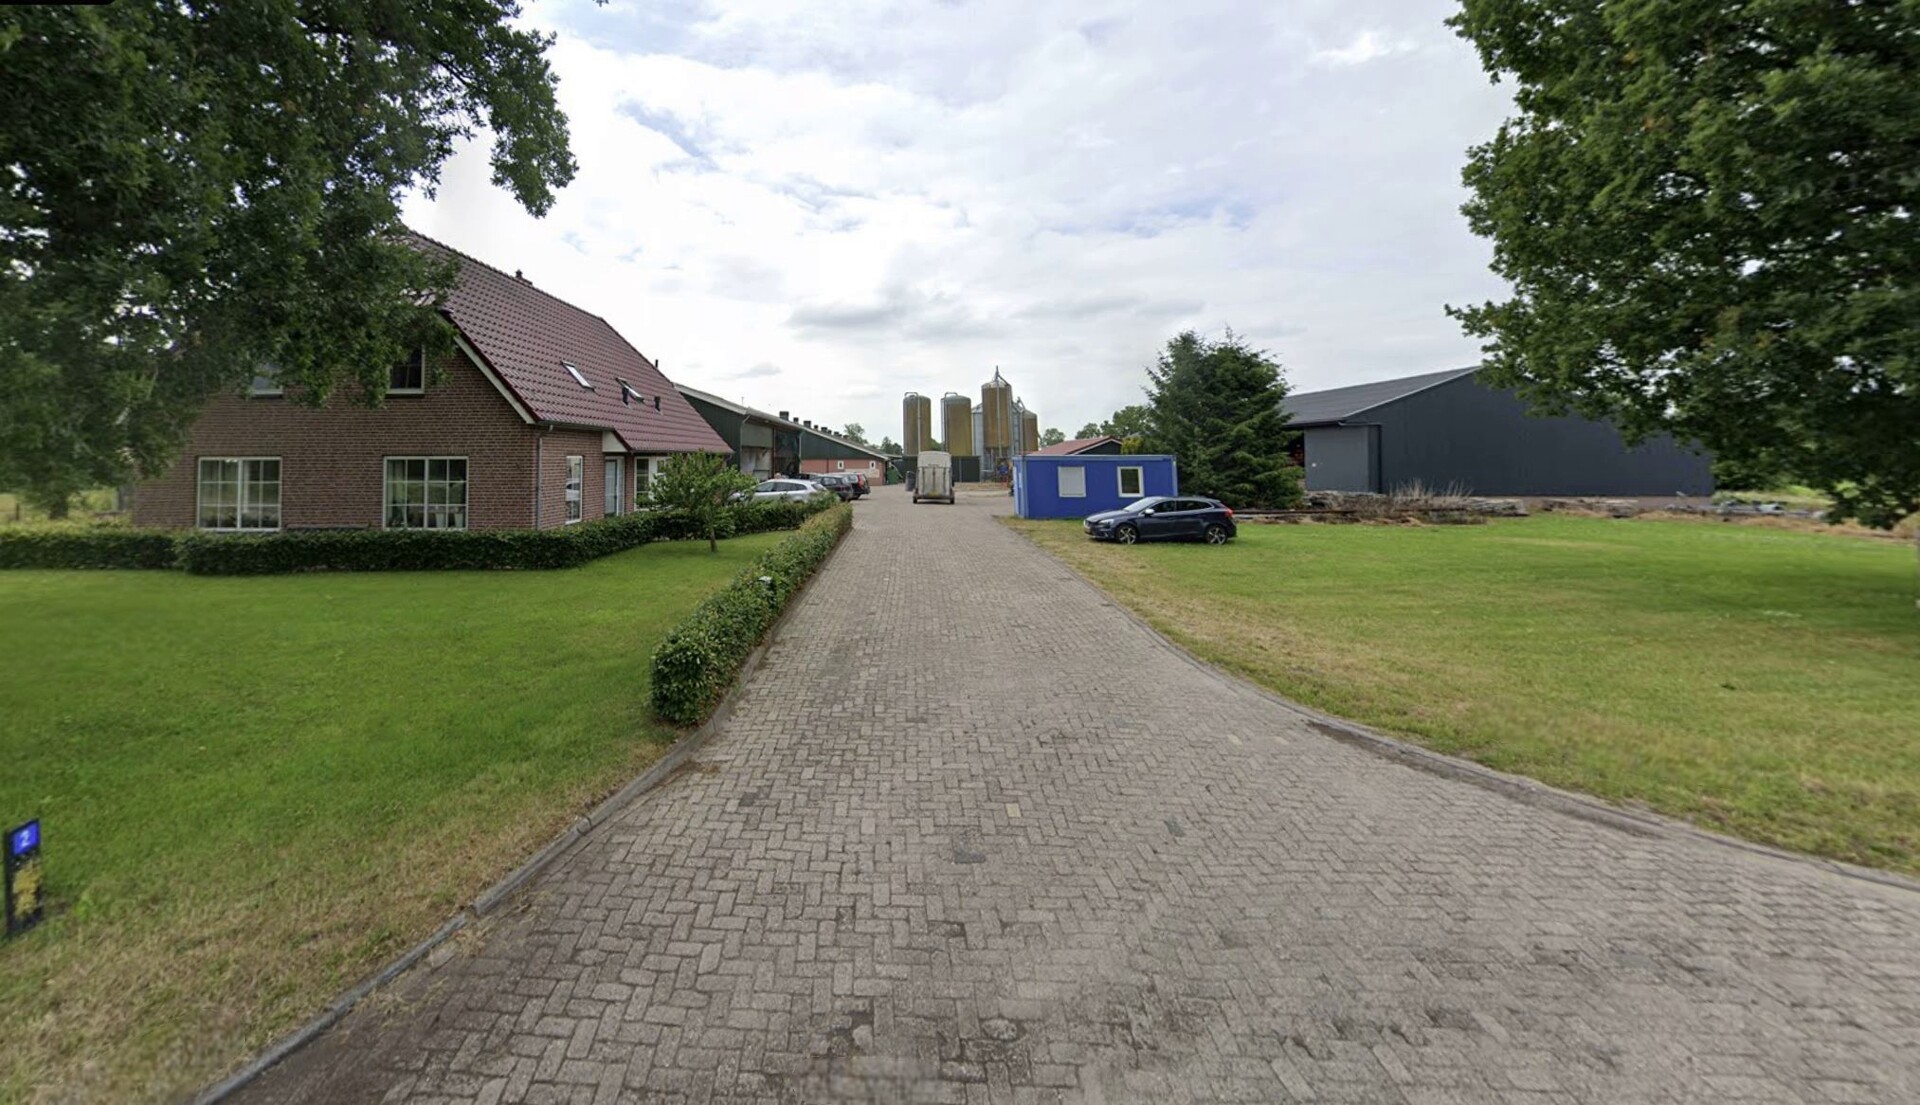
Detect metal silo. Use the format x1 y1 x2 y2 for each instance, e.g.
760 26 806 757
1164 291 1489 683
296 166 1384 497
980 372 1013 451
942 392 974 458
1020 409 1040 454
902 392 932 456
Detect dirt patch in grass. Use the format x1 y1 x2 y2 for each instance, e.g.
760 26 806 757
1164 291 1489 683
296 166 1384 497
1635 510 1920 543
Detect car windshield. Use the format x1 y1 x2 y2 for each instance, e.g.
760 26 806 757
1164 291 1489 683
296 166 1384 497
1131 497 1170 511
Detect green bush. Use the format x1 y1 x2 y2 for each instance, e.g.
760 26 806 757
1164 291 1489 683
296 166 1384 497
0 526 179 569
178 510 681 575
173 501 839 575
5 497 842 575
650 503 853 726
733 495 836 535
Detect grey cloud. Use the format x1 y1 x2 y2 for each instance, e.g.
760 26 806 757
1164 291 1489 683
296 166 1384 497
1078 18 1124 46
768 175 875 213
616 101 716 168
1014 295 1207 322
708 254 786 301
788 285 1003 343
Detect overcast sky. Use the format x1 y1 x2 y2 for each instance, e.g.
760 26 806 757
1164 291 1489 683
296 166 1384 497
403 0 1515 440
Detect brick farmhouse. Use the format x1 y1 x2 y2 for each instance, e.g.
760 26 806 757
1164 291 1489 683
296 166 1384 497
134 236 727 532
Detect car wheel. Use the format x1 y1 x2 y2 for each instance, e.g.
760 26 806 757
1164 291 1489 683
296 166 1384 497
1204 524 1229 545
1115 524 1138 545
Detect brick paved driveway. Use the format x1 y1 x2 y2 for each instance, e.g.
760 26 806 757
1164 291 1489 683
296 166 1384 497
239 487 1920 1105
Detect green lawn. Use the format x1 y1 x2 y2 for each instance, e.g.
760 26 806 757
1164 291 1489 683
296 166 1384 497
1010 514 1920 874
0 535 782 1104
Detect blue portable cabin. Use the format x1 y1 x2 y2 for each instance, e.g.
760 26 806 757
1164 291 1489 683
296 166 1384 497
1013 453 1179 520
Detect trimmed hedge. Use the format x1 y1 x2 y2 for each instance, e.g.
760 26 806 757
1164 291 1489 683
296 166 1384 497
1 497 837 575
0 527 181 570
173 497 837 575
650 502 853 726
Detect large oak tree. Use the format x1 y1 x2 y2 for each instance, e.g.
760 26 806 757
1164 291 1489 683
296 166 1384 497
0 2 578 513
1450 0 1920 528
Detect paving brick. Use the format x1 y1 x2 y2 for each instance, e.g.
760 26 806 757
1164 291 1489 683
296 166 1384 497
238 488 1920 1104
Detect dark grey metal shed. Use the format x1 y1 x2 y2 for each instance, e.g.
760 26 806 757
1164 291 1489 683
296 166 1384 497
1282 368 1713 497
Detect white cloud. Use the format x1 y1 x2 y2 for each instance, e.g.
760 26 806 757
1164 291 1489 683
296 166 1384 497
404 0 1512 437
1311 29 1417 67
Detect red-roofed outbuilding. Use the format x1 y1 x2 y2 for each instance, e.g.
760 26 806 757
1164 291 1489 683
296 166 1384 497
134 234 728 532
1031 436 1124 457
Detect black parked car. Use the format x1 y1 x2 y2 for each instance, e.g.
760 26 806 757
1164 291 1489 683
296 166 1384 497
814 474 857 501
1084 496 1237 545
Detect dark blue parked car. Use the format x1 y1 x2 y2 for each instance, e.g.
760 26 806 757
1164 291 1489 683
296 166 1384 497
1084 496 1237 545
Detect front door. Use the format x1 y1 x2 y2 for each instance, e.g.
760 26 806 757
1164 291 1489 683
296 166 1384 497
605 458 623 517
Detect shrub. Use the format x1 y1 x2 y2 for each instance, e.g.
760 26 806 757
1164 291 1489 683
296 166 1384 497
732 495 836 535
649 453 759 551
650 503 852 726
9 497 842 576
0 526 179 569
176 507 745 575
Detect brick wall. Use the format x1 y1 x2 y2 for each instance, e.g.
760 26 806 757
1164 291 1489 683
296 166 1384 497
533 428 614 530
133 350 539 530
800 458 882 482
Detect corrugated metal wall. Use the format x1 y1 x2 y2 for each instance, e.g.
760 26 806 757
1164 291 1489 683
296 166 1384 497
1360 376 1714 496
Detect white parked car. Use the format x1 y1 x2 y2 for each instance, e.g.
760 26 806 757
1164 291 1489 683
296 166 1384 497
740 478 832 503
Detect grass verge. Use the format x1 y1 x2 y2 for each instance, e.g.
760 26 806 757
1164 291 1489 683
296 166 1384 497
1008 514 1920 875
0 533 783 1103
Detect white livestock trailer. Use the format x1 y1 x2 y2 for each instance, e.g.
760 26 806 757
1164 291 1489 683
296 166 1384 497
912 451 954 504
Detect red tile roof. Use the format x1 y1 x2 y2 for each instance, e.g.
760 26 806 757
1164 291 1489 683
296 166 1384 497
412 233 728 455
1032 435 1121 456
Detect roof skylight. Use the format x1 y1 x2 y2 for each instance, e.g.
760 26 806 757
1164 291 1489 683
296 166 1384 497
562 361 592 389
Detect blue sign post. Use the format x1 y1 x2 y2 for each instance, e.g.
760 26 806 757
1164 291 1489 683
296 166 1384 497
5 819 42 937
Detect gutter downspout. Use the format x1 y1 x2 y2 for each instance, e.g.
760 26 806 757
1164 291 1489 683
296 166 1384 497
534 423 553 528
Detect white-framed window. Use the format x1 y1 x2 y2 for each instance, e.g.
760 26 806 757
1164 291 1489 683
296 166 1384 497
197 457 281 531
634 457 661 505
1118 466 1144 498
389 349 425 394
1058 466 1087 498
384 457 468 529
564 455 583 522
562 361 593 389
836 460 845 470
249 362 283 397
604 457 623 517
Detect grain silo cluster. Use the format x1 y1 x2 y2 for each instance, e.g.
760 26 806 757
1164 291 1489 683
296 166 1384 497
906 368 1036 483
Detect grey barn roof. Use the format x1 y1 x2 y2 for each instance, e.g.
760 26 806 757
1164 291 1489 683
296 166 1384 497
674 383 891 461
1281 367 1480 426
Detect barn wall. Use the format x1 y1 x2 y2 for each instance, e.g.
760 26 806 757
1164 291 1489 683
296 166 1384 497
1370 377 1714 497
1302 426 1378 492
